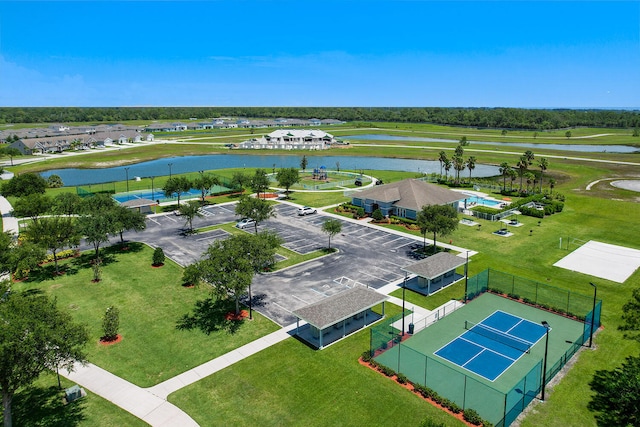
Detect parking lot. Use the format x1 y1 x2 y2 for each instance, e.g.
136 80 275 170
115 201 427 326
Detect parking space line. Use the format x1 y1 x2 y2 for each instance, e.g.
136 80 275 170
381 236 408 246
148 217 161 226
271 302 292 314
290 294 309 304
358 270 391 283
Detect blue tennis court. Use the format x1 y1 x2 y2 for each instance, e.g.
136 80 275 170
434 310 548 381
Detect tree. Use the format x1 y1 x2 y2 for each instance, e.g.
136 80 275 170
80 193 116 214
454 144 464 158
234 196 276 233
452 155 466 185
499 162 511 192
250 168 270 198
321 218 342 249
524 150 535 165
230 171 250 191
0 147 21 167
236 230 283 273
0 233 44 281
443 158 452 181
300 155 308 172
276 167 300 196
466 156 476 183
193 173 220 204
549 178 556 195
565 130 572 138
102 306 120 341
588 356 640 427
23 216 80 274
11 193 51 223
415 204 459 254
112 205 147 243
199 235 255 316
438 151 448 177
633 128 639 137
46 174 63 188
516 155 529 192
619 287 640 341
77 212 117 261
178 200 203 233
0 291 88 427
163 176 192 207
538 158 549 193
152 247 165 266
459 136 469 146
53 192 82 216
524 172 535 192
0 173 47 197
508 168 518 191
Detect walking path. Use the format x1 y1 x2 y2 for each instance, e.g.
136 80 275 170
0 196 19 234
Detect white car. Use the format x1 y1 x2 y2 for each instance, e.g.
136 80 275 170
235 218 256 229
297 206 317 216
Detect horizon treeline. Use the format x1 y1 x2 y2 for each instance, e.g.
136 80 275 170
1 107 639 130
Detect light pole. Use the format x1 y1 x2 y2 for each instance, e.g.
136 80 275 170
402 271 407 336
150 176 155 201
464 250 469 303
168 163 173 178
541 321 551 401
124 167 130 194
248 283 253 320
589 282 597 348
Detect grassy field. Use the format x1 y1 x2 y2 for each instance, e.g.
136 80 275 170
3 374 147 427
2 122 640 426
169 303 466 427
11 243 280 388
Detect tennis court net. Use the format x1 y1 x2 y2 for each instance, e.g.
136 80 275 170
464 320 533 353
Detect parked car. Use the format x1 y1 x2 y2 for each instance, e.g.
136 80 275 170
297 206 317 216
235 218 256 229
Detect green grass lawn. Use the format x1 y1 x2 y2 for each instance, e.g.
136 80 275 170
2 374 147 427
11 243 280 388
169 303 466 427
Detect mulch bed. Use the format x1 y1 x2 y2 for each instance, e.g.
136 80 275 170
259 193 279 199
99 334 122 346
151 263 164 268
225 310 249 321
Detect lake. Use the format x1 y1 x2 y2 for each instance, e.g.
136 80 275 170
342 134 640 153
40 154 501 186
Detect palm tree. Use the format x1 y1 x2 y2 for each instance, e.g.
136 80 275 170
508 168 518 191
453 156 466 185
438 151 447 177
444 158 452 181
499 162 510 192
538 158 549 193
524 150 535 165
549 178 556 195
516 155 528 192
525 172 535 193
467 156 476 183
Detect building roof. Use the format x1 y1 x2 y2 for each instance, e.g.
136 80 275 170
265 129 333 139
402 252 466 279
352 179 465 211
292 286 387 330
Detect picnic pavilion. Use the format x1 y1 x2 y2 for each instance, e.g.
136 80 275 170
292 286 388 350
402 252 467 296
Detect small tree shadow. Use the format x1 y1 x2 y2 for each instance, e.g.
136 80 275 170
12 384 86 427
176 297 244 335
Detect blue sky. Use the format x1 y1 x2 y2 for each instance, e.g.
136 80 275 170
0 1 638 108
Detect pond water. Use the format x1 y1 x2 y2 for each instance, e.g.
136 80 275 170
343 134 640 153
39 154 501 187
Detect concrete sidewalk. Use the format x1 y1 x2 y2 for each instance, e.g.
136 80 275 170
0 196 19 234
60 362 199 427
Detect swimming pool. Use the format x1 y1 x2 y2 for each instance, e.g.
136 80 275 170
460 195 505 209
113 188 203 204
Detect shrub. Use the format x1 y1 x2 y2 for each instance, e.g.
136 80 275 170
152 247 165 266
448 401 462 414
102 305 120 341
419 419 447 427
380 365 395 377
372 208 384 221
361 350 372 363
463 408 484 425
356 207 365 218
396 372 408 384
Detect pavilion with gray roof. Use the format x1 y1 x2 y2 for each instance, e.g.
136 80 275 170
292 286 388 350
402 252 467 296
119 198 157 214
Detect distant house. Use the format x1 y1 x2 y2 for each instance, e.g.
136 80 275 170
351 179 465 219
238 129 335 150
